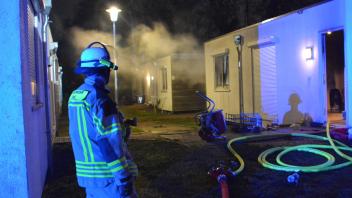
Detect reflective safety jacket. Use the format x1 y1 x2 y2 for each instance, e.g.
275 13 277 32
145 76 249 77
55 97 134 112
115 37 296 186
68 75 138 188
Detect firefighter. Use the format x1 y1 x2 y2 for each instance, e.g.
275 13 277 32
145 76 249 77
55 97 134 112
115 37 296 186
68 42 138 197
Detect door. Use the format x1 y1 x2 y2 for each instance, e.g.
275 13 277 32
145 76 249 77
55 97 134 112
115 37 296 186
323 30 345 127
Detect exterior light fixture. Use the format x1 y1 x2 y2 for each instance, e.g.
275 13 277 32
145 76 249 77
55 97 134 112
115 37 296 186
327 31 332 35
106 7 121 22
304 47 314 60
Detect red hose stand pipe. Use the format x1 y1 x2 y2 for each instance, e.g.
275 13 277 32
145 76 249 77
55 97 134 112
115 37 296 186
217 174 229 198
209 161 237 198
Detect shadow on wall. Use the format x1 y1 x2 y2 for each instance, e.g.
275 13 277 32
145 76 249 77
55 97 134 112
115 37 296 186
283 93 304 124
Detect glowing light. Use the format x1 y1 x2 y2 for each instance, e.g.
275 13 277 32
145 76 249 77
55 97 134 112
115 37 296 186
138 97 143 104
261 18 274 24
304 47 314 60
146 73 151 87
106 7 121 22
327 31 332 35
31 81 36 96
151 76 154 81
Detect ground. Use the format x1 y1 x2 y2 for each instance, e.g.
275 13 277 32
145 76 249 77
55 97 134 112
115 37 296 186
43 104 352 198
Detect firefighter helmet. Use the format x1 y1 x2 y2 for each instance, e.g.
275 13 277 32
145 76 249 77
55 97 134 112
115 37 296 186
75 42 118 74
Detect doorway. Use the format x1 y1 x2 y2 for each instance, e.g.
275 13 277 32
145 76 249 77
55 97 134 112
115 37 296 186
324 30 345 126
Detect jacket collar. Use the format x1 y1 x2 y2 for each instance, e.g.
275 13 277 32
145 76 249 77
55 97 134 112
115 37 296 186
84 75 110 93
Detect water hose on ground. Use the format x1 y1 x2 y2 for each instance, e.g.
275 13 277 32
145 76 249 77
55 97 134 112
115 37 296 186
227 123 352 175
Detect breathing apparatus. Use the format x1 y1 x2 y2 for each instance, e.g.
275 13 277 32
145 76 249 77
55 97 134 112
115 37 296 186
76 41 118 71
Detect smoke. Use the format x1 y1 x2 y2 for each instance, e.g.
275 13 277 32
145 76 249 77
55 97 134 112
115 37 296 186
70 23 200 70
128 23 200 61
69 23 204 103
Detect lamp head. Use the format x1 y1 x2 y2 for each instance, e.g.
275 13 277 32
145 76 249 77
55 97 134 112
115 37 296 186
106 7 121 22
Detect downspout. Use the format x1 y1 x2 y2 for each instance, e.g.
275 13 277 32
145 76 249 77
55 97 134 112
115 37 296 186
42 0 53 177
43 15 49 42
234 35 244 124
43 14 51 142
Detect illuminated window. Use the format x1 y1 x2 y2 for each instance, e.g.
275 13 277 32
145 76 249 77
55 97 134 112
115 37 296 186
214 53 229 88
161 67 167 91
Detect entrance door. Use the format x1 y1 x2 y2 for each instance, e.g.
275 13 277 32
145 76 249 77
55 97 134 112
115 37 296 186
324 30 345 127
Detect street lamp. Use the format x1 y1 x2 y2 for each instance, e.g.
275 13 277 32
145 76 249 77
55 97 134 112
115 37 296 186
106 6 121 105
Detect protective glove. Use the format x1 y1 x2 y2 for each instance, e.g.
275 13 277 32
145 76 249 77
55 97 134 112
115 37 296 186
118 181 137 198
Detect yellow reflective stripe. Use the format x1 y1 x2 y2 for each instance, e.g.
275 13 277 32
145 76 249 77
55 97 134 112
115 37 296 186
76 160 107 165
93 115 119 129
69 90 89 101
77 107 88 161
76 164 109 169
69 101 91 111
108 157 126 167
80 107 95 162
77 173 113 178
97 127 118 135
93 115 120 135
111 163 128 173
77 168 115 173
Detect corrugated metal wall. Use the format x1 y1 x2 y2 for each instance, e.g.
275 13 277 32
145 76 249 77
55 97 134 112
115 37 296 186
252 45 278 122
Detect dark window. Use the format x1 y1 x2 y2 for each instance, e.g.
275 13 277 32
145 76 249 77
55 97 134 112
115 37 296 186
215 53 229 87
161 67 167 91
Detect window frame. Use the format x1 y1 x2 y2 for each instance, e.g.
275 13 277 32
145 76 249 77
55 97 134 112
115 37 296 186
214 51 230 90
161 67 168 92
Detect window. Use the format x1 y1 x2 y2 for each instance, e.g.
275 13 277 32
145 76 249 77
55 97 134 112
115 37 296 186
214 53 229 88
161 67 167 91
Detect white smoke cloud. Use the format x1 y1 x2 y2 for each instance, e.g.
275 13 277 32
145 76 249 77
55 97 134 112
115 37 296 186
70 23 201 71
69 23 204 99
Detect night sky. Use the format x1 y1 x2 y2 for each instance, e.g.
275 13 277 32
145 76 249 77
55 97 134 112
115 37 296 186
50 0 325 102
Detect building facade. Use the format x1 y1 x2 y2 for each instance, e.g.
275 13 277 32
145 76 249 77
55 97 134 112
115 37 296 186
144 53 205 112
204 0 352 137
0 0 59 197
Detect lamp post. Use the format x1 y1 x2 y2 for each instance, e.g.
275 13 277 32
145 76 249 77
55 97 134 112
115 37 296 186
106 6 121 105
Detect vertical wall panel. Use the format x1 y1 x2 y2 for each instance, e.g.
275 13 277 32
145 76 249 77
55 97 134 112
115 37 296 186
260 45 278 122
252 48 261 113
252 45 278 122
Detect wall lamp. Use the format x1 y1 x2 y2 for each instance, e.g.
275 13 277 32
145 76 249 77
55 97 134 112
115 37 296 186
304 47 314 60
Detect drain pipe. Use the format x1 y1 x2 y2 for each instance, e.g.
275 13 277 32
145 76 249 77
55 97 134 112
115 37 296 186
234 35 244 123
42 0 52 43
43 15 49 42
42 0 53 176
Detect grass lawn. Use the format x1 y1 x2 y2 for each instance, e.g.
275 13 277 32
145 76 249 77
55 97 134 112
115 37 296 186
57 104 199 137
120 104 199 131
46 104 352 197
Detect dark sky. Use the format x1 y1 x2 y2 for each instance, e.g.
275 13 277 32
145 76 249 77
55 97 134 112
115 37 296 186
50 0 325 98
51 0 325 64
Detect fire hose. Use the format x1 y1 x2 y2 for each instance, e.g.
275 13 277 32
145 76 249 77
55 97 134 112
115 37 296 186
227 123 352 175
207 123 352 197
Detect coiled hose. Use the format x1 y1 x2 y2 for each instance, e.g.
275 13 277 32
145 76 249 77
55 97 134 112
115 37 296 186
227 123 352 175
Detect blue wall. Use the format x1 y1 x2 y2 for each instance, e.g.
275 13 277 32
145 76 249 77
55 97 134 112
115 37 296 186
0 0 51 197
258 0 344 123
21 0 51 197
0 0 29 197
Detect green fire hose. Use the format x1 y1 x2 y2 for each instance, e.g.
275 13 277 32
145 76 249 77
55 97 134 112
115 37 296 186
227 123 352 175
